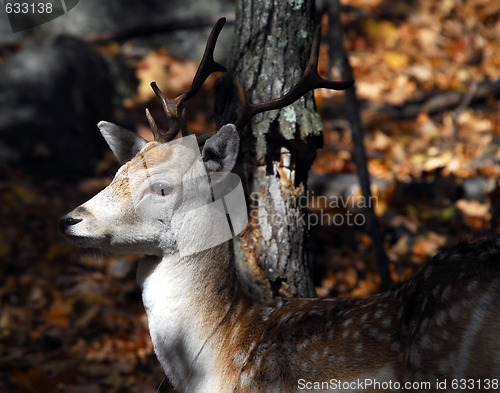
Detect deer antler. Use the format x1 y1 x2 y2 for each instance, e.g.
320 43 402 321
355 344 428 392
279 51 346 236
234 26 353 130
147 17 227 143
147 19 352 143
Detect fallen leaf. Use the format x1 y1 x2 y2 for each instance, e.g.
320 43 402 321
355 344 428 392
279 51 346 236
365 18 400 46
383 52 409 71
455 199 490 219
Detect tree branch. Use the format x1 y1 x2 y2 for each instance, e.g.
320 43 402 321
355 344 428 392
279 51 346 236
326 0 393 290
82 15 235 44
376 79 500 119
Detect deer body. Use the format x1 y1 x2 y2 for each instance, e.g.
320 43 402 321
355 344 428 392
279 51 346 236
60 18 500 393
61 120 500 391
136 239 500 393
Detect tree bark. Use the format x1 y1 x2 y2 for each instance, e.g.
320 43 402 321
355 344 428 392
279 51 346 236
215 0 320 301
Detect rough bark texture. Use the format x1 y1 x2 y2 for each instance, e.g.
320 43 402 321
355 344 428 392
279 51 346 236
215 0 320 301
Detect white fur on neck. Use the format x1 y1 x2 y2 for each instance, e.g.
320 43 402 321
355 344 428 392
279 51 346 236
137 253 224 393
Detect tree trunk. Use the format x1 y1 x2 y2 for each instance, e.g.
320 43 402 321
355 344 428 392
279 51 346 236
215 0 320 301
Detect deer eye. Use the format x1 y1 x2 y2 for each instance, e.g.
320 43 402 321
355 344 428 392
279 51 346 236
151 182 173 196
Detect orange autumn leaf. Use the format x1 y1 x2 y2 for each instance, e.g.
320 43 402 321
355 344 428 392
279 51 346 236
364 18 400 46
46 299 72 329
383 52 409 71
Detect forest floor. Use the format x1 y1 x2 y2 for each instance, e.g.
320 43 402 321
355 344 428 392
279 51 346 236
2 0 500 392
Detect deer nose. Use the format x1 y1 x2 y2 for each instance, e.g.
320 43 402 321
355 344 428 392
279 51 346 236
59 215 83 233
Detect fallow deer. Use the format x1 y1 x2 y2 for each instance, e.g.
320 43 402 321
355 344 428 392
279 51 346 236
60 18 500 392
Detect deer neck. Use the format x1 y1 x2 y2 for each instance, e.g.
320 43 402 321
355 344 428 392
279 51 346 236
137 241 243 392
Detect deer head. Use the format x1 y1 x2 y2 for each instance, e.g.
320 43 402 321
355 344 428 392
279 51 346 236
59 17 352 258
59 19 238 256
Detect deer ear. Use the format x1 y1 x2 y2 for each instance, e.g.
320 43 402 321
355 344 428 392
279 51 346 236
98 121 148 164
202 124 239 173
